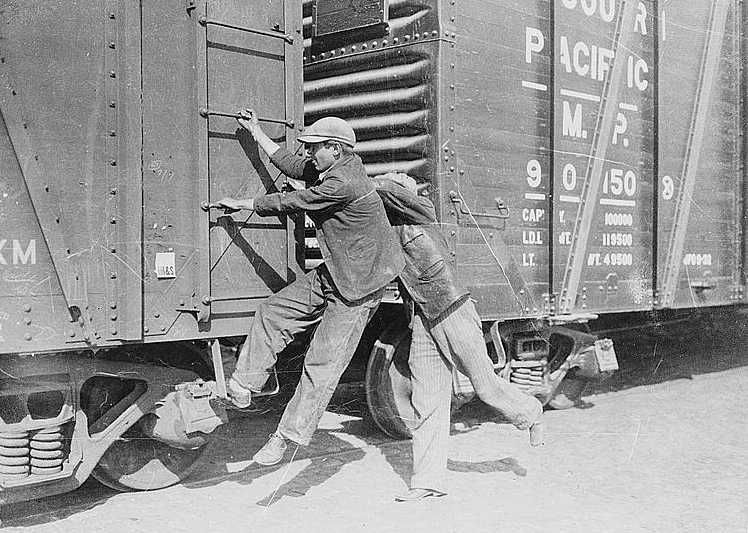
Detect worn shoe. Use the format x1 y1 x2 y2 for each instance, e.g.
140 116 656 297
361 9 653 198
227 376 252 409
253 433 288 466
528 398 545 447
394 488 447 502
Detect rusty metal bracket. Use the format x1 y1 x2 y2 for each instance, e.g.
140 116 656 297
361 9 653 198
198 107 294 128
197 16 294 44
449 190 509 221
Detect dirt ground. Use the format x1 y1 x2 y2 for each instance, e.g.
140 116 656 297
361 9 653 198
2 316 747 533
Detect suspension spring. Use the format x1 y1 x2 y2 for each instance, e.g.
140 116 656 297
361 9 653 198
0 431 31 479
509 359 547 390
29 424 66 475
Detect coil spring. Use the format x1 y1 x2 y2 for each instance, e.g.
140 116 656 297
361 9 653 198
0 423 68 479
29 425 66 475
509 359 546 389
0 431 31 479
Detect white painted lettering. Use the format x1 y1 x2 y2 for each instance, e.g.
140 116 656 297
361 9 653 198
525 27 545 63
522 252 536 267
0 239 6 265
562 101 583 138
635 2 648 35
12 240 36 265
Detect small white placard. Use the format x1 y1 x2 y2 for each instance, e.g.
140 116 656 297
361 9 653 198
594 338 619 372
155 252 176 279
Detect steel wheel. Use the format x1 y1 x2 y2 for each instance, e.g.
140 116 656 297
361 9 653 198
92 416 206 492
365 325 414 439
83 343 213 491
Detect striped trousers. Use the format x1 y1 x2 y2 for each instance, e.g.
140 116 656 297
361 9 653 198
408 299 542 492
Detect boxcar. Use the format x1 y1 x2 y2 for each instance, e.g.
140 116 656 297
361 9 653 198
0 0 745 503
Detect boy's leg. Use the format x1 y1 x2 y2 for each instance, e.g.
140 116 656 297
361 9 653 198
430 300 542 430
275 285 383 445
407 313 453 494
231 268 326 393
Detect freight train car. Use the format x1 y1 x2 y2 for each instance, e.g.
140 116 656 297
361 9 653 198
300 0 746 436
0 0 303 502
0 0 745 504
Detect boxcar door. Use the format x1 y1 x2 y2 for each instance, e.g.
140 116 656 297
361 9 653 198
141 1 302 339
552 0 656 315
656 0 744 309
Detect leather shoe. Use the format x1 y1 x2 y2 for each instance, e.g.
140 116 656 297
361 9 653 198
227 376 252 409
253 433 288 466
394 488 446 502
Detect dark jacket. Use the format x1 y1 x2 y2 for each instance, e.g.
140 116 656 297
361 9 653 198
374 179 469 323
254 148 404 302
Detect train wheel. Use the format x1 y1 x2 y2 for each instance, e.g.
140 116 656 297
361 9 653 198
92 416 205 492
83 343 213 491
365 325 414 440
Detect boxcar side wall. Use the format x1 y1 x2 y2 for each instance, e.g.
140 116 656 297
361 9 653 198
0 1 303 355
303 0 746 321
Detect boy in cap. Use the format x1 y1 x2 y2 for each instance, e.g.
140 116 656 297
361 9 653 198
215 109 404 465
372 172 544 501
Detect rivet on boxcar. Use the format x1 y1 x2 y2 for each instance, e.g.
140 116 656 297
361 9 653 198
340 48 345 54
110 218 117 224
519 289 525 295
450 251 456 256
450 63 455 69
414 33 420 39
160 326 166 332
109 130 116 137
393 38 399 44
382 39 388 46
108 42 116 49
451 33 456 38
432 31 438 37
108 12 115 19
110 272 117 279
111 328 117 335
202 296 211 305
449 166 455 172
110 188 117 195
24 317 31 325
154 313 160 318
111 314 117 321
599 285 604 291
450 230 456 236
449 127 454 132
109 101 116 108
321 52 327 58
179 300 185 306
351 46 356 51
110 247 116 253
109 160 117 166
372 41 378 47
24 333 32 341
404 35 410 41
449 84 455 89
23 304 32 313
198 16 207 25
69 330 76 338
444 156 449 161
451 17 455 22
109 71 116 78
